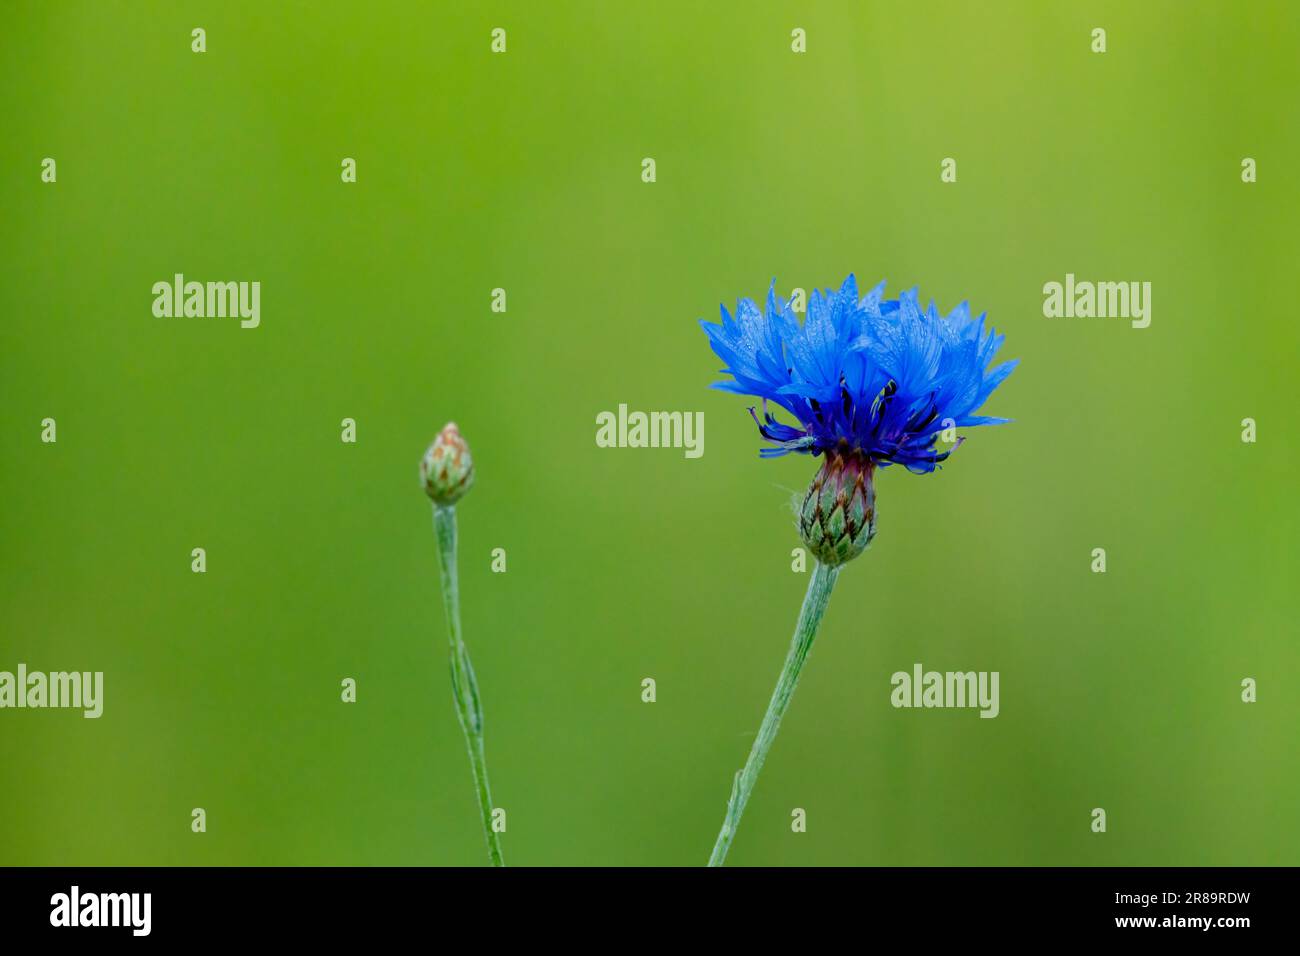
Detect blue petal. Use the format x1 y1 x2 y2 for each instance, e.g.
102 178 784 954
701 275 1015 465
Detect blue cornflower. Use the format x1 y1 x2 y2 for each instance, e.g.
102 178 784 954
701 274 1016 473
702 278 1018 866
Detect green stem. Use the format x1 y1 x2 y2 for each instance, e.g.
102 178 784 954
708 560 840 866
432 503 504 867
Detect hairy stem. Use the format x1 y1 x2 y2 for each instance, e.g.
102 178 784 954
708 560 840 866
432 503 504 867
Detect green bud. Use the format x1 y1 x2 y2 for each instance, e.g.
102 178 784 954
421 422 474 505
798 446 876 566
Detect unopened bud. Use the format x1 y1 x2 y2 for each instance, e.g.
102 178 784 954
798 446 876 566
421 422 474 505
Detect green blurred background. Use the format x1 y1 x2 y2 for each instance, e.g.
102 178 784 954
2 1 1296 866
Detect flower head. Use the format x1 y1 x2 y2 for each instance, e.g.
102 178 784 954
700 274 1016 473
421 422 475 505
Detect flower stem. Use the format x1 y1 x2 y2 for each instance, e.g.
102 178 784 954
432 503 504 867
708 560 840 866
